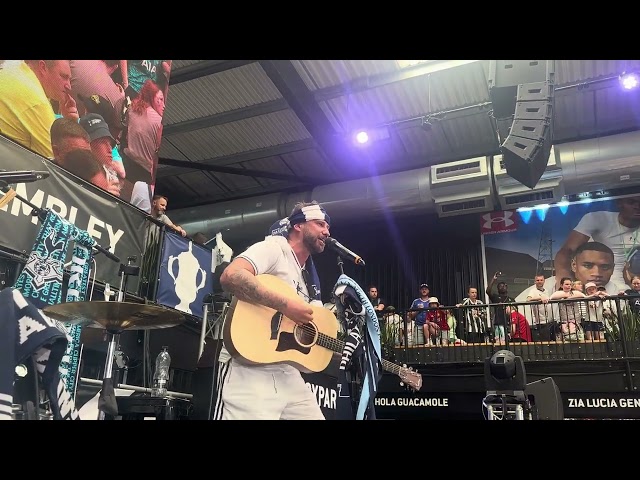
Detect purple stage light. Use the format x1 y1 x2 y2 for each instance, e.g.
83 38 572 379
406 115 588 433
355 130 369 144
620 72 640 90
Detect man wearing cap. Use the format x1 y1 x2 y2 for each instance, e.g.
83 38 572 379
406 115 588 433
408 283 433 345
217 201 331 420
79 113 126 186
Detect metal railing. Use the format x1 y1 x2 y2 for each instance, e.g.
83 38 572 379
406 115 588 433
382 294 640 364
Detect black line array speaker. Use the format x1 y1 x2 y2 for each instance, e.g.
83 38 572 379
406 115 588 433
489 60 555 189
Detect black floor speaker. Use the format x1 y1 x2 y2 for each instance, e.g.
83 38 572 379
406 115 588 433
190 339 225 420
526 377 564 420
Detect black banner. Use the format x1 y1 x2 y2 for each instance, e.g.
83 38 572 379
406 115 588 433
301 371 337 420
0 135 146 289
374 392 486 420
562 392 640 419
373 391 640 420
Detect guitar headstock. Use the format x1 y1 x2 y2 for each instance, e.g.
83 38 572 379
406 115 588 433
398 364 422 392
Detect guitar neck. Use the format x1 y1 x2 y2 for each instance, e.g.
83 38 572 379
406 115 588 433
317 332 401 376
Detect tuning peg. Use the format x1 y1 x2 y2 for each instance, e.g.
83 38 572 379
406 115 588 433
399 382 405 387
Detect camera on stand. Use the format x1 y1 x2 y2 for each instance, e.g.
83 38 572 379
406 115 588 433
483 350 564 420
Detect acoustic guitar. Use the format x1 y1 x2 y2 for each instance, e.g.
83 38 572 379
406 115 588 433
223 274 422 392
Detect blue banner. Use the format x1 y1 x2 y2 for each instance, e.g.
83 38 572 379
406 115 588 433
156 232 212 319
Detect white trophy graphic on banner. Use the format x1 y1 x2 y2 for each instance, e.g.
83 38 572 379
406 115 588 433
168 241 206 314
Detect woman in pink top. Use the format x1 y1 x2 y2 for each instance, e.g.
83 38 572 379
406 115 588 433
121 79 165 188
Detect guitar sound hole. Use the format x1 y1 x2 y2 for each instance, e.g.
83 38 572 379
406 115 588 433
294 323 318 347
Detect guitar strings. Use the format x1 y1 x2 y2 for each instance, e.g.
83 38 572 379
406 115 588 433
294 321 419 389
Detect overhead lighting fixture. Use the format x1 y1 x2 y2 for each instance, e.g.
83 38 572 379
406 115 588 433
355 130 369 144
619 71 640 90
349 126 390 147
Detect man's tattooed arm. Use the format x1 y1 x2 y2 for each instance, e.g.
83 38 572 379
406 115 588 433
220 259 288 312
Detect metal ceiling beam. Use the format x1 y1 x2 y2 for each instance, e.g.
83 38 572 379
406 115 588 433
158 157 323 184
259 60 347 173
168 184 308 210
159 144 503 210
169 60 257 84
165 61 485 139
156 138 318 177
312 60 483 103
163 99 288 136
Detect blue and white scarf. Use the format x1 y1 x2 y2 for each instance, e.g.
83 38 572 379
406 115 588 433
333 274 382 420
13 209 95 399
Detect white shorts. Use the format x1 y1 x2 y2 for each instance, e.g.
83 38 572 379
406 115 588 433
220 359 325 420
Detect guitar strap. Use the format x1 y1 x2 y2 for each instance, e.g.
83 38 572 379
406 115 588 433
301 258 322 302
333 274 382 420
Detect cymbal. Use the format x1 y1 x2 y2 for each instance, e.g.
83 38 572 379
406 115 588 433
43 301 185 332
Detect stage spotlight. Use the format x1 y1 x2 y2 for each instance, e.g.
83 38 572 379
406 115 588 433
350 126 390 147
483 350 530 420
619 71 640 91
485 350 526 389
483 350 564 420
354 130 369 144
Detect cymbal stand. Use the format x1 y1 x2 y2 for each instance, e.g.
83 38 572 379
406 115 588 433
97 257 139 420
198 298 230 360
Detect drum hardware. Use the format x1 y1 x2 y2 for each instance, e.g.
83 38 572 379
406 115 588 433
44 255 184 420
2 182 123 419
198 294 230 361
79 377 193 400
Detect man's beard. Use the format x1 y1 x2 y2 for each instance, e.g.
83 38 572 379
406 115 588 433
303 229 325 255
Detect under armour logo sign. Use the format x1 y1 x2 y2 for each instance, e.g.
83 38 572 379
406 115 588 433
480 211 517 235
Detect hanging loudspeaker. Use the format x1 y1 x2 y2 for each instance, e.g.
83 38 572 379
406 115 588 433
500 78 554 189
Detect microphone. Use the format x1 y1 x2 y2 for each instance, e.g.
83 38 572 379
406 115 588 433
325 237 365 267
0 170 50 184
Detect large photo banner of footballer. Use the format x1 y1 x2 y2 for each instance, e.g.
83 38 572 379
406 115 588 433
481 194 640 308
0 60 172 213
